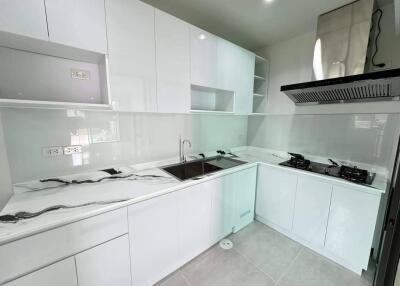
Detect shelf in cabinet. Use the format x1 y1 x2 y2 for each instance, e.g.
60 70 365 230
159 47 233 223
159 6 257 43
253 93 265 97
254 75 265 81
255 54 267 64
190 109 234 115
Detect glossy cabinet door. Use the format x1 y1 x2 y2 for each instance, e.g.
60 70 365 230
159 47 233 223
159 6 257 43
155 10 190 113
209 176 234 244
45 0 107 53
75 235 132 286
128 192 180 286
178 183 212 264
256 164 298 231
106 0 157 112
325 186 381 273
292 176 332 247
217 39 255 114
4 258 77 286
0 0 48 40
232 166 257 232
190 26 218 88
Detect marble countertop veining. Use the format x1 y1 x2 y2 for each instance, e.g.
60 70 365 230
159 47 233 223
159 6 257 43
0 147 389 245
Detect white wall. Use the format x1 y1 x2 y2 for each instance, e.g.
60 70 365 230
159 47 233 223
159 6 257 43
257 2 400 115
248 113 400 171
0 111 13 211
0 108 248 183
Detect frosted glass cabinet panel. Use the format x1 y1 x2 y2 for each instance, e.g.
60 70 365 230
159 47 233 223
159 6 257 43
45 0 107 53
0 0 48 40
106 0 157 112
4 258 77 286
190 26 218 88
155 10 191 113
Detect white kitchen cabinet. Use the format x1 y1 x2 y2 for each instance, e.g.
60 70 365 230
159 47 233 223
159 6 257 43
0 0 48 41
4 258 77 286
209 176 233 244
325 186 381 273
75 235 132 286
155 10 191 113
178 183 212 264
292 176 332 247
128 192 180 286
106 0 157 112
232 166 257 232
217 39 255 114
256 164 298 231
45 0 107 53
190 26 218 88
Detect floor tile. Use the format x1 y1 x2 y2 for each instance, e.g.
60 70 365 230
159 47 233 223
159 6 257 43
154 271 190 286
234 224 302 280
181 248 275 286
229 221 265 245
278 248 370 286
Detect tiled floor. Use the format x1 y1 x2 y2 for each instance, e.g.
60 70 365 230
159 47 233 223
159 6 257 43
156 221 374 286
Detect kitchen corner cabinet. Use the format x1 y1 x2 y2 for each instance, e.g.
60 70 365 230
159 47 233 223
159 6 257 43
3 258 77 286
292 177 332 247
75 235 132 286
256 165 298 231
190 26 218 88
325 186 381 272
155 10 191 113
45 0 107 53
0 0 48 41
106 0 157 112
217 39 255 115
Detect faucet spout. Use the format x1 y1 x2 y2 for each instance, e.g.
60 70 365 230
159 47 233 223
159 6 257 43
180 138 192 163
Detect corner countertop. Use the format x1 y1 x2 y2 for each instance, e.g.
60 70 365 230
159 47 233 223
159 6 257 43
0 147 389 246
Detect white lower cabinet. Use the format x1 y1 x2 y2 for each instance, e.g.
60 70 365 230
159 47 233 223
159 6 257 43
128 192 180 286
256 165 298 231
292 176 332 247
178 183 212 264
4 258 77 286
325 186 381 273
75 235 132 286
231 166 257 232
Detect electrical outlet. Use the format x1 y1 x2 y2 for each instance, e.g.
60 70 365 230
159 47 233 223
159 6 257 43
42 146 63 157
63 145 82 155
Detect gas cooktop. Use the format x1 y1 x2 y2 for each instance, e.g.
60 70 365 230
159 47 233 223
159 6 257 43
279 153 375 185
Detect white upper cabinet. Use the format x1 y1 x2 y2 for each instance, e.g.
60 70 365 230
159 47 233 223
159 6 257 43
190 26 218 88
0 0 48 40
105 0 157 112
256 165 298 231
75 235 132 286
155 10 191 113
45 0 107 53
4 258 77 286
292 176 332 247
217 39 255 114
325 186 381 273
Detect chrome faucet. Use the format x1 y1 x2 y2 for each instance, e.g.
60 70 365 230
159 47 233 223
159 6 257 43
179 138 192 163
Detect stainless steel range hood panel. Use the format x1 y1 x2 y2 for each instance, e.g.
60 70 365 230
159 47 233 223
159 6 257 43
282 68 400 105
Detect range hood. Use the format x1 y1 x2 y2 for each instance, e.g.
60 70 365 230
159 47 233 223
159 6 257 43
281 0 400 105
281 68 400 105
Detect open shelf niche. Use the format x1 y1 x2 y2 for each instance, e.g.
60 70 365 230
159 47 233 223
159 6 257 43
252 55 269 114
190 84 234 113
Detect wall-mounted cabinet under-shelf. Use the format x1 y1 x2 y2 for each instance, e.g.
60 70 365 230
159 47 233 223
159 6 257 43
252 55 269 114
190 84 234 113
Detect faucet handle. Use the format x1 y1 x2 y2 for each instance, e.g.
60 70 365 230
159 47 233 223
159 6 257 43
199 153 205 158
217 150 226 155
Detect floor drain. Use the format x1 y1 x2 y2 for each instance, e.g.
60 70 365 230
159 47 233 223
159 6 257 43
219 239 233 250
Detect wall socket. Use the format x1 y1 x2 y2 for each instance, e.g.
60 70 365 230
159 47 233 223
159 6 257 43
42 146 64 157
63 145 82 155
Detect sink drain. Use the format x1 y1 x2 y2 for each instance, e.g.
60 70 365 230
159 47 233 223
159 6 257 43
219 239 233 250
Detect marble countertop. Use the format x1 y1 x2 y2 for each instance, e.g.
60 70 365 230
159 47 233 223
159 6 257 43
0 147 389 245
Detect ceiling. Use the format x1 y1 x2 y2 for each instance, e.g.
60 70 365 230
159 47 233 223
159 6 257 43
141 0 364 50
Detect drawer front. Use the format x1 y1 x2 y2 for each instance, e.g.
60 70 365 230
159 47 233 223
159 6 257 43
0 208 128 284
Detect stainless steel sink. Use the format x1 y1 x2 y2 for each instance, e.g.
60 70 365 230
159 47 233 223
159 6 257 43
161 156 246 181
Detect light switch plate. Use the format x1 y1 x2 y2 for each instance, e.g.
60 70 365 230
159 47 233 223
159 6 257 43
63 145 82 155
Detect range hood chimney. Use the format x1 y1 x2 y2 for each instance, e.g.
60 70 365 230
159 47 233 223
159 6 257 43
281 0 400 105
